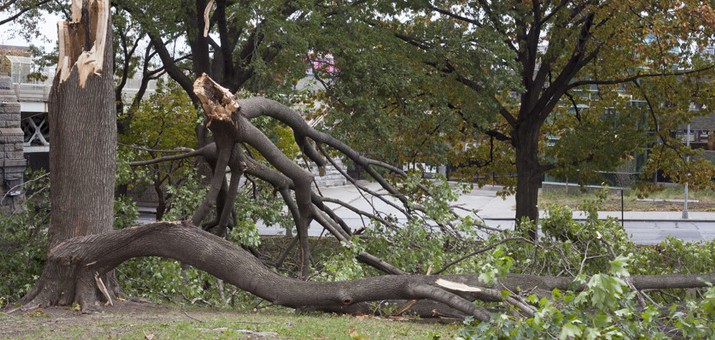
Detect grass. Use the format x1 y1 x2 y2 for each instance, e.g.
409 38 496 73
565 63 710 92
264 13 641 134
1 237 458 339
0 304 459 339
539 185 715 212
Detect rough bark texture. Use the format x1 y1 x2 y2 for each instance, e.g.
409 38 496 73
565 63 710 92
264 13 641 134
48 0 115 249
513 123 542 237
24 0 118 309
31 222 493 320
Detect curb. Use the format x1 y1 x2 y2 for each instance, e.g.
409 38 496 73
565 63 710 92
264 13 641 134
480 217 715 223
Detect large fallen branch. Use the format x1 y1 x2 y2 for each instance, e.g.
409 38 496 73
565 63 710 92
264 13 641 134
130 143 405 275
22 222 714 318
23 222 489 320
136 74 483 278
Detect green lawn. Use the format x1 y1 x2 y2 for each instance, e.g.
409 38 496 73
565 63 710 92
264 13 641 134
539 185 715 212
1 303 458 339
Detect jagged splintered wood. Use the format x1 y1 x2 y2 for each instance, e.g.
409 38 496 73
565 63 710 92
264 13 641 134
56 0 109 87
193 73 240 127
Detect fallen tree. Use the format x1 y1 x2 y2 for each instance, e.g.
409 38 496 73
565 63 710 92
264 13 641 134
16 2 715 334
22 222 492 319
135 73 473 278
21 221 715 321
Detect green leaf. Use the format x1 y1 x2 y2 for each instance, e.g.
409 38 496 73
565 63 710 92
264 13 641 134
608 254 632 277
558 321 582 340
641 306 660 325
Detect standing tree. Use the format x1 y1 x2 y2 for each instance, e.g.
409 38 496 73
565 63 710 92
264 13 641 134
318 0 715 233
112 0 318 111
23 0 120 307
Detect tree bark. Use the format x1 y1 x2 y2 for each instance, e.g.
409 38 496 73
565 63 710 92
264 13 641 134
24 0 118 309
23 222 491 320
513 122 542 238
22 222 715 317
48 0 115 248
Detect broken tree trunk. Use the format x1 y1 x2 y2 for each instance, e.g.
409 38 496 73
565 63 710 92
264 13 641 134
192 74 317 279
22 0 119 309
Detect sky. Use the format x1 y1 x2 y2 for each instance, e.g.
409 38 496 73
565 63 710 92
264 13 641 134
0 11 61 50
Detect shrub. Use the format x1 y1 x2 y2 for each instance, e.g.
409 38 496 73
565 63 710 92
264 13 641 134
0 170 49 305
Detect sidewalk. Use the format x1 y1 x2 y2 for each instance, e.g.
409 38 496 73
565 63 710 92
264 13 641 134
452 184 715 221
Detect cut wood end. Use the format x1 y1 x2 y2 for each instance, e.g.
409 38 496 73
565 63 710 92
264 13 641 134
435 279 482 292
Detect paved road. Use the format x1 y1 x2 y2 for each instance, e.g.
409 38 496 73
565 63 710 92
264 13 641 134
252 216 715 245
138 182 715 245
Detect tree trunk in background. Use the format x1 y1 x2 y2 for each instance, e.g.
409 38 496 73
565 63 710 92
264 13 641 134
514 123 541 239
22 0 118 309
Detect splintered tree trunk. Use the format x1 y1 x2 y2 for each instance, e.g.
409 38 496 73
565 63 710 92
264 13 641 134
22 0 118 309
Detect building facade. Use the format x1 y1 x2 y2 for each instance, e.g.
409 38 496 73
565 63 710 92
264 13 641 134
0 75 27 211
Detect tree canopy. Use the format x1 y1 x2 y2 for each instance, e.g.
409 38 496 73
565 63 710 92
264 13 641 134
316 0 715 230
111 0 325 107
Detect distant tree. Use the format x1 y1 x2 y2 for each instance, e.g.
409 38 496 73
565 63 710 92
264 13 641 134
319 0 715 234
0 0 52 27
118 83 198 220
112 12 167 135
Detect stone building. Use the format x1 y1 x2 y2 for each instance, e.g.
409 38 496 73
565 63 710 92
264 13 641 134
0 75 27 211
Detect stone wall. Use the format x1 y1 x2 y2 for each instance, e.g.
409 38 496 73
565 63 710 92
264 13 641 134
0 75 27 211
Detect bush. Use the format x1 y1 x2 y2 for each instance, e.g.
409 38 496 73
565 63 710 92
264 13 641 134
115 172 291 307
0 170 49 306
456 193 715 339
459 257 715 339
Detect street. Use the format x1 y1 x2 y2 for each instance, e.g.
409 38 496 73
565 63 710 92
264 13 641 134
138 182 715 245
